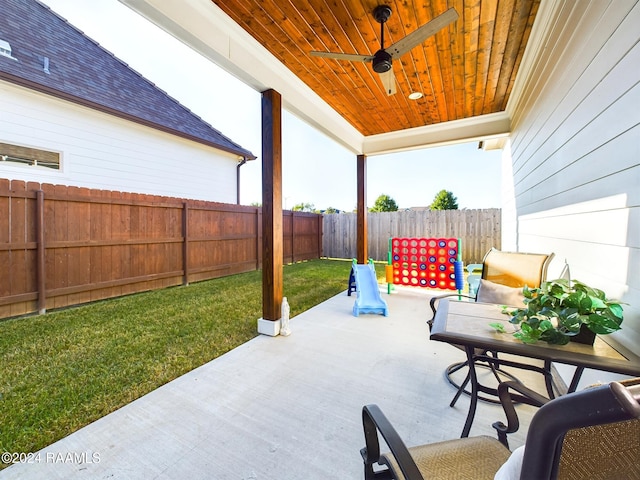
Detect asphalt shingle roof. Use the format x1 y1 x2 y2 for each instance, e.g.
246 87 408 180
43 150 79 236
0 0 256 160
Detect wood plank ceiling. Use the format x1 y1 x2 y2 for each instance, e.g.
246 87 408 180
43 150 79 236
212 0 540 137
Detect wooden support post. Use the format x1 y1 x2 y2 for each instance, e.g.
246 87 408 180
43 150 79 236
36 189 46 314
357 154 368 264
259 89 283 336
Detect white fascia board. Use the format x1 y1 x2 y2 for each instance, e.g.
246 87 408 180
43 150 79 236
362 112 511 156
119 0 364 154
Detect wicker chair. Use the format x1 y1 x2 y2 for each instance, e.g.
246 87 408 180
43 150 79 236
427 248 556 405
361 378 640 480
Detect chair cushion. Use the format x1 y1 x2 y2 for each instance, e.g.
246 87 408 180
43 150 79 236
381 435 511 480
493 445 524 480
476 279 525 307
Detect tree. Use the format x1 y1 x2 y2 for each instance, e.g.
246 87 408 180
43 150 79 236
292 202 315 212
369 194 398 212
430 190 459 210
324 206 339 214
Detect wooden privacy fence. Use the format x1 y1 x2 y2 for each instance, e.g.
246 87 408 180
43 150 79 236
323 209 501 265
0 180 322 319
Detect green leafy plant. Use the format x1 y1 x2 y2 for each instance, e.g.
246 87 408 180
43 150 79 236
505 279 624 345
488 322 507 333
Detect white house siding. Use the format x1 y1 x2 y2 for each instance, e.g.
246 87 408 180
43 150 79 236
1 81 241 203
502 0 640 373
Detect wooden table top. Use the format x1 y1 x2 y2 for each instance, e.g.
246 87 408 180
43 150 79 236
430 299 640 377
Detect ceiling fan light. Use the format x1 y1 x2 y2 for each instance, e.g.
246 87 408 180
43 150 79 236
372 50 392 73
408 92 423 100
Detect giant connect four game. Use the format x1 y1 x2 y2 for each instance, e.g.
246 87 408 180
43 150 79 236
388 237 461 290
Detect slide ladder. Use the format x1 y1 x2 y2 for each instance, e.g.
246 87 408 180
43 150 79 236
351 260 389 317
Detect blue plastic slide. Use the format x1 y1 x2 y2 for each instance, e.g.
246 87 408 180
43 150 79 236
352 261 389 317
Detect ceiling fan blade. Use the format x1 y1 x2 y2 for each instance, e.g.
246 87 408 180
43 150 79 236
309 51 373 63
378 69 396 96
386 7 459 59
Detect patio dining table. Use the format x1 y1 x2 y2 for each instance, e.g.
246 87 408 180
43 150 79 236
430 299 640 437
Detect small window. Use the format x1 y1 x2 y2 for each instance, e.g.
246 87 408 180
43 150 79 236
0 39 16 60
0 143 60 170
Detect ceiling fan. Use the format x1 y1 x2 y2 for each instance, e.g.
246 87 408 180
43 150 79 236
310 6 458 96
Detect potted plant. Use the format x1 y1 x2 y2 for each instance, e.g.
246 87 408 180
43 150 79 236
498 279 624 345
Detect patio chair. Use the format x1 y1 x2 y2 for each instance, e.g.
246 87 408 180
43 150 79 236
360 377 640 480
427 248 555 405
491 377 640 478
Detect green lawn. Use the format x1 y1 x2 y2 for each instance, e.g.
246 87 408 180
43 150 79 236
0 259 351 464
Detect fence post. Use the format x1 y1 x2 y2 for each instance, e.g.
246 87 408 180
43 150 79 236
318 214 323 258
182 202 189 286
36 189 46 314
256 208 261 270
290 210 295 263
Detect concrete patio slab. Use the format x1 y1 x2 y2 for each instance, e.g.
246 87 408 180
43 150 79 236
1 288 536 479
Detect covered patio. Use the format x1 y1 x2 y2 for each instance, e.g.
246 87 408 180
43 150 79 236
2 0 637 477
114 0 639 361
0 288 539 479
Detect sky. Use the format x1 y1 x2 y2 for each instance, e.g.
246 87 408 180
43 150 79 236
39 0 503 212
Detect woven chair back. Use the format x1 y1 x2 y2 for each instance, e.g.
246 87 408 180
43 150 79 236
481 248 554 288
557 417 640 480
